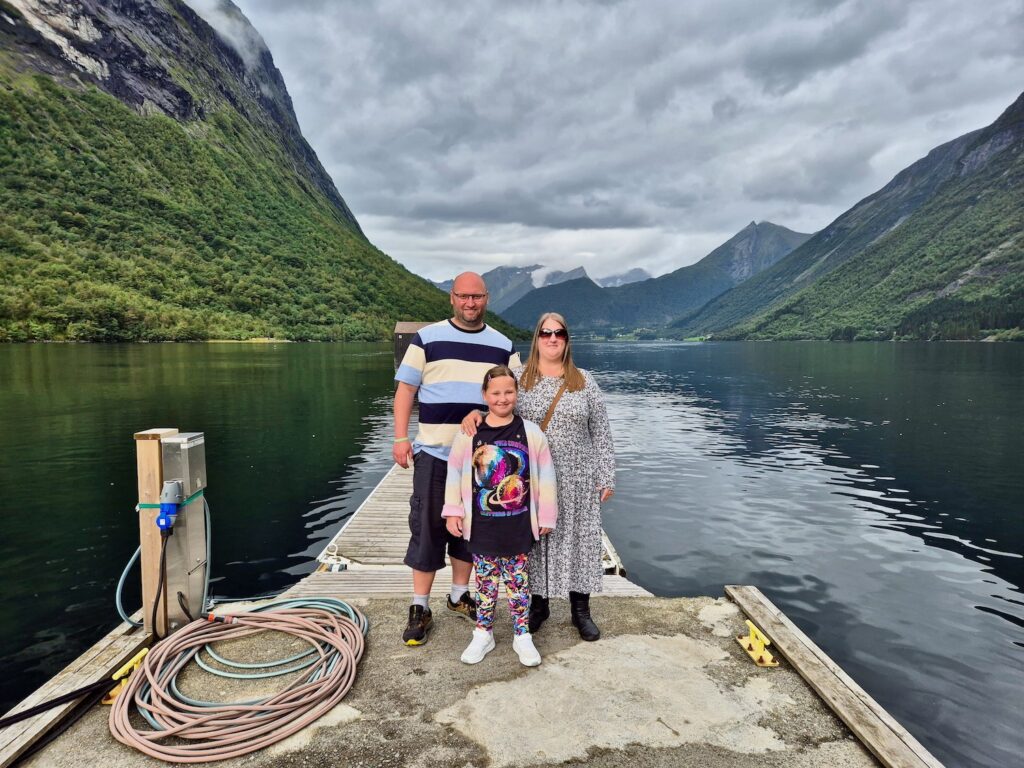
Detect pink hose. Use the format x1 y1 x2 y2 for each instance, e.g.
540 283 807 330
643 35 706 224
109 607 365 762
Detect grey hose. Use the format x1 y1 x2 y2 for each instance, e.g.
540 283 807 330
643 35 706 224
116 545 143 628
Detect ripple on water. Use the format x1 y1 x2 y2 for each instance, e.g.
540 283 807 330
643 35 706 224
588 342 1023 768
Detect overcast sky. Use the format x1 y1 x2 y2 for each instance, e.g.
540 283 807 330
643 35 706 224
198 1 1022 282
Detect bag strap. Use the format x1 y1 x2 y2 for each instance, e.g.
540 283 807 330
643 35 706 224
540 381 568 432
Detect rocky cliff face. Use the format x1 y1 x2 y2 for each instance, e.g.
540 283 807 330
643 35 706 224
540 266 589 286
2 0 362 234
698 221 812 283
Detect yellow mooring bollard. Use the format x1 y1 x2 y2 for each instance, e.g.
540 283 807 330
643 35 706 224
736 619 779 667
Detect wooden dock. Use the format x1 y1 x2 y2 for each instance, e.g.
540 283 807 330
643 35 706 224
0 616 148 767
295 465 942 768
2 460 945 768
304 462 645 596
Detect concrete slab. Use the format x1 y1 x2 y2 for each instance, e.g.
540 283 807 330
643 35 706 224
22 595 878 768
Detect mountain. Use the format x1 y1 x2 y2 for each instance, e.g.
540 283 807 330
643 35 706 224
434 264 591 312
597 268 651 288
540 266 590 287
435 265 539 312
0 0 515 341
501 222 810 331
674 93 1024 340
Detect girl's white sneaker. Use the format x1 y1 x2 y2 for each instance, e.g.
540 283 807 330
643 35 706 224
461 628 495 664
512 632 542 666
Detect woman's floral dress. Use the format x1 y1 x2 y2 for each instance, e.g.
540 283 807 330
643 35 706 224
513 367 615 596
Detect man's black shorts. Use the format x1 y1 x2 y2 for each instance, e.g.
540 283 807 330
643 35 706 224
403 451 471 572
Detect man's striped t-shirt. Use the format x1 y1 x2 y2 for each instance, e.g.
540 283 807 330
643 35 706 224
396 320 521 460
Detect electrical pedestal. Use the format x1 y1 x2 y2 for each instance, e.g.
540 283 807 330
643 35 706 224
133 428 209 636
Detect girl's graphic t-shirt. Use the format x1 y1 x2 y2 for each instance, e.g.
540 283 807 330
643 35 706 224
470 415 534 557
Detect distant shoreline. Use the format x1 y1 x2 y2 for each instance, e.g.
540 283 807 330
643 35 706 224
3 337 1021 345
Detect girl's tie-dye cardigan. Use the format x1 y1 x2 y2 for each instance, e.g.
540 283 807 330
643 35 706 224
442 417 558 542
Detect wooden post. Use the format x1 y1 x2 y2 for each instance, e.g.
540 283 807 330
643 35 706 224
134 428 177 636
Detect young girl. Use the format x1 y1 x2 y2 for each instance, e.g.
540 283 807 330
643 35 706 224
443 365 558 666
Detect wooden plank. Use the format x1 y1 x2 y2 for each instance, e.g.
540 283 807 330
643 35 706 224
135 427 177 635
317 464 412 568
316 462 626 575
601 531 624 575
0 623 136 746
725 585 943 768
0 625 131 745
335 534 409 541
0 619 149 768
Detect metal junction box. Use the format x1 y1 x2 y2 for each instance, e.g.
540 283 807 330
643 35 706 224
161 432 207 497
160 432 209 632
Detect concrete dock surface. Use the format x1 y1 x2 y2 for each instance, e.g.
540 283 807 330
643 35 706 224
23 594 877 768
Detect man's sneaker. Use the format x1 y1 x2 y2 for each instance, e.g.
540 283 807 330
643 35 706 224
402 605 433 646
460 628 496 664
512 632 542 667
446 592 477 621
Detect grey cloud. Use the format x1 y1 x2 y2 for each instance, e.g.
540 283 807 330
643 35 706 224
742 1 911 95
907 69 958 95
408 187 652 230
186 0 268 70
793 0 850 12
712 97 740 121
649 184 702 210
227 0 1023 280
742 122 884 204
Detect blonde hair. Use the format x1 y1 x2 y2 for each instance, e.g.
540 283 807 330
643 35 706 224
520 312 585 392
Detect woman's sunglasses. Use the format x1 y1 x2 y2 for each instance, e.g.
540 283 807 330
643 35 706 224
538 328 568 339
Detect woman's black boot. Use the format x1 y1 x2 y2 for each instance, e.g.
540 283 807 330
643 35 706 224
528 595 550 633
569 591 600 641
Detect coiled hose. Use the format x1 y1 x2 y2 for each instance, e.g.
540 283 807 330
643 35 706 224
109 598 367 762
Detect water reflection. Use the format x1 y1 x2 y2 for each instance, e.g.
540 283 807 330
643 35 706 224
579 342 1022 768
1 341 1020 767
0 343 399 715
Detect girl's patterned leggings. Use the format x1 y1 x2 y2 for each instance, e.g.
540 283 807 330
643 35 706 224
473 553 530 635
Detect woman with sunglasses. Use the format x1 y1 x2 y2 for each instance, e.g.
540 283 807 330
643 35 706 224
463 312 615 640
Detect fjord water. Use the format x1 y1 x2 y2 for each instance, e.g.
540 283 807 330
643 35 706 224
0 342 1020 766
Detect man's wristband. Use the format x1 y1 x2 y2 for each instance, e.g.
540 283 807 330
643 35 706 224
393 437 410 443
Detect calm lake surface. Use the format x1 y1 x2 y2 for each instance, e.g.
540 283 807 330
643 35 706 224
0 341 1020 766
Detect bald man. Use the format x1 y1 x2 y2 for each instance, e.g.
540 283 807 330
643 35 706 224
393 272 521 645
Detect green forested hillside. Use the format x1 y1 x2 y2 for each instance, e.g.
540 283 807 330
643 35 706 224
724 163 1023 340
0 65 471 341
0 0 519 343
673 92 1024 341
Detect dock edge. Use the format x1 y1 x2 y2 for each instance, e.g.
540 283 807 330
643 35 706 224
726 585 944 768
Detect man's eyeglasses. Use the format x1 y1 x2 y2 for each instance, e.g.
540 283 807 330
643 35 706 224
538 328 568 339
452 292 487 302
